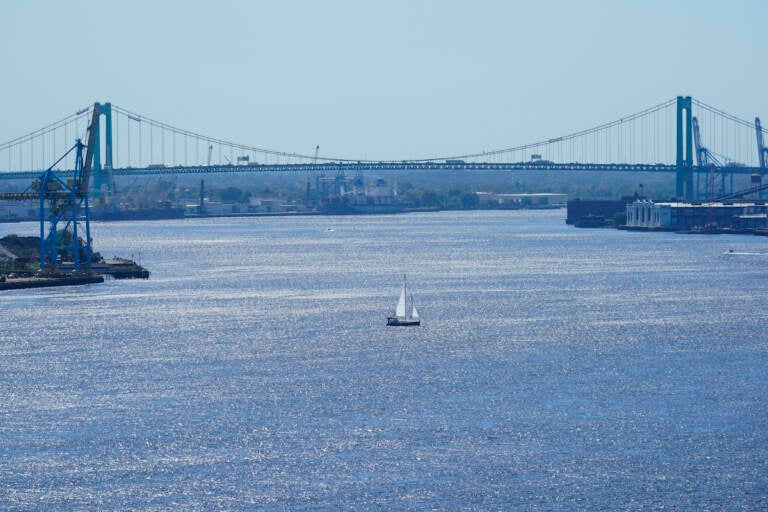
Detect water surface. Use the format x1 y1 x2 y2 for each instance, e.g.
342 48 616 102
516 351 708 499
1 210 767 510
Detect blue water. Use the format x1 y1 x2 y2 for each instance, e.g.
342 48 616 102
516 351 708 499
1 210 767 510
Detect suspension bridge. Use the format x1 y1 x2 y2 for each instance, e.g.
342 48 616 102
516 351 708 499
1 95 767 201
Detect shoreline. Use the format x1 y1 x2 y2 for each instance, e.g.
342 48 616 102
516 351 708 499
0 205 563 224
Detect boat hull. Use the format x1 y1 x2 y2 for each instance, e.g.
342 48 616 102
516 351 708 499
386 316 420 327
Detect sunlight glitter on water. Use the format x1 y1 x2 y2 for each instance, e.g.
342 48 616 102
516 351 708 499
1 210 767 510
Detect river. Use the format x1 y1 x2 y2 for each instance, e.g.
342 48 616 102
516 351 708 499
1 210 766 510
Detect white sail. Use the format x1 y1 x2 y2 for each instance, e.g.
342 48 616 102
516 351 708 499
387 275 421 326
395 282 407 318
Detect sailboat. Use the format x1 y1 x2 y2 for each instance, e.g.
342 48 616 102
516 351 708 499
386 274 421 326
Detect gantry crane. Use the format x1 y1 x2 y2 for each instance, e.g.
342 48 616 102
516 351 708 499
0 107 100 271
692 116 724 199
692 117 709 168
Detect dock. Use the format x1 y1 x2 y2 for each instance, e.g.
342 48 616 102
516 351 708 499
0 273 104 291
58 258 151 280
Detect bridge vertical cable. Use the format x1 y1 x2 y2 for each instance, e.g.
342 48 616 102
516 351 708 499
692 99 766 168
422 98 679 166
1 98 766 185
0 106 92 173
109 105 342 169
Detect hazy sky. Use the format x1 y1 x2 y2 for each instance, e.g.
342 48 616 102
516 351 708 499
1 0 766 161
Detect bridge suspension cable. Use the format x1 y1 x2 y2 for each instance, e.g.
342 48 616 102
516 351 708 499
0 106 92 172
690 98 766 169
111 98 684 166
0 106 91 151
415 98 680 163
693 99 768 132
110 104 356 165
1 96 766 176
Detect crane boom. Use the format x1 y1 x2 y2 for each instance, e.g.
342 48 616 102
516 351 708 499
692 116 708 167
756 117 767 168
79 106 100 196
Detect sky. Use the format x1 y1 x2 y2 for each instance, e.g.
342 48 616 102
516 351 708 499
1 0 766 161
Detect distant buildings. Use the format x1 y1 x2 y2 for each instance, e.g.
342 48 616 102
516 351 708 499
316 174 403 214
476 192 567 209
0 200 38 221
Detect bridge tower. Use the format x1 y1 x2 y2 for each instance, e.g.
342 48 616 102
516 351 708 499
90 102 114 198
676 96 694 200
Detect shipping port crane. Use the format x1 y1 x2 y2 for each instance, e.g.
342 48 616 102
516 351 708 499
706 119 768 201
0 106 101 271
692 117 710 168
692 116 725 198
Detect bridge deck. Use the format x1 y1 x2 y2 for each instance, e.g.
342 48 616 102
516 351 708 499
1 162 763 181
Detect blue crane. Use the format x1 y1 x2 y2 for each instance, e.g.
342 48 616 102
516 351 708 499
34 115 98 271
3 108 101 271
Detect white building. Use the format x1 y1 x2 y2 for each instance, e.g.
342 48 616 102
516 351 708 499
625 200 669 228
625 199 768 230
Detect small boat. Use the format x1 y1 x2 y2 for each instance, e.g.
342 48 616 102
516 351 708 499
387 274 421 327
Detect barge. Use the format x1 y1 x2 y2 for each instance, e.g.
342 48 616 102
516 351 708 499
0 273 104 291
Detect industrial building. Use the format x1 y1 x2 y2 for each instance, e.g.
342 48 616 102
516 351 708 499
624 199 768 232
